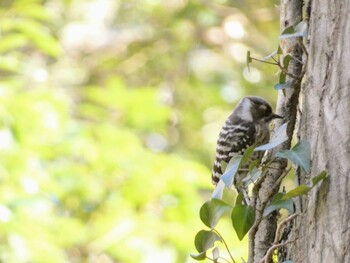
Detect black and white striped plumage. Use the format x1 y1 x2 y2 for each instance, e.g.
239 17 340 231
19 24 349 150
212 96 282 185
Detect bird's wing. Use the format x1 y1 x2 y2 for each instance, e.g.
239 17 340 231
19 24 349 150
211 121 256 184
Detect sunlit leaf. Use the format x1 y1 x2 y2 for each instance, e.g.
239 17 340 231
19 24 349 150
0 34 28 52
282 185 310 200
221 155 242 188
231 205 255 240
212 180 225 200
3 18 61 57
262 50 277 61
255 123 288 151
274 81 293 90
280 21 308 39
13 4 52 21
200 199 232 229
242 168 262 187
276 140 311 173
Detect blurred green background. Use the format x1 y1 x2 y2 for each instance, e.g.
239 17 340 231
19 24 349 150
0 0 280 262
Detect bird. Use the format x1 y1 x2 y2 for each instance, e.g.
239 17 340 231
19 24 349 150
211 96 283 200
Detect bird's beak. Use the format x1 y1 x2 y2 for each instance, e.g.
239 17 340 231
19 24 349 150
272 113 283 119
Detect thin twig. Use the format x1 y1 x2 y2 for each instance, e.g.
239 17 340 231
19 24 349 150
218 256 232 263
260 239 297 263
298 38 309 57
274 213 300 243
213 229 236 263
271 56 301 80
251 57 279 66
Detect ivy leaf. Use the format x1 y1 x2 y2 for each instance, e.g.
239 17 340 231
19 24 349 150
246 51 252 71
274 81 293 90
255 123 288 151
193 230 221 257
283 54 293 69
200 199 232 229
242 168 262 187
280 21 308 39
231 205 255 240
212 247 219 261
221 155 242 188
277 45 283 55
212 180 225 200
276 140 311 173
263 193 294 216
282 185 310 200
190 251 206 261
311 171 328 187
235 192 244 205
279 71 286 84
262 50 278 61
240 145 255 165
279 32 305 39
248 159 259 172
280 25 295 35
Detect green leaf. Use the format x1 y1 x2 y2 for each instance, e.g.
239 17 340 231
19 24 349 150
282 185 310 200
255 123 288 151
231 205 255 240
283 54 293 69
281 26 295 35
279 21 308 39
242 168 262 187
276 140 311 173
190 251 207 261
212 247 219 261
279 71 286 84
274 81 293 90
279 32 305 39
248 159 259 172
263 193 294 216
262 50 277 61
194 230 221 254
200 199 232 229
5 19 62 57
221 155 242 188
277 45 283 55
240 145 255 165
311 171 328 187
212 180 225 200
235 192 244 205
0 34 29 52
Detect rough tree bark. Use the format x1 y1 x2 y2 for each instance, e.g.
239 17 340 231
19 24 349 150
248 0 303 262
286 0 350 262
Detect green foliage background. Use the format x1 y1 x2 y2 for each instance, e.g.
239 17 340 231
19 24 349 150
0 0 279 262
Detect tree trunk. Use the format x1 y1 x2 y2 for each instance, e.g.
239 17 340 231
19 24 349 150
287 0 350 262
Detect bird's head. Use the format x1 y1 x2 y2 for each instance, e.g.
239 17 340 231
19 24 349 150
233 96 283 123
